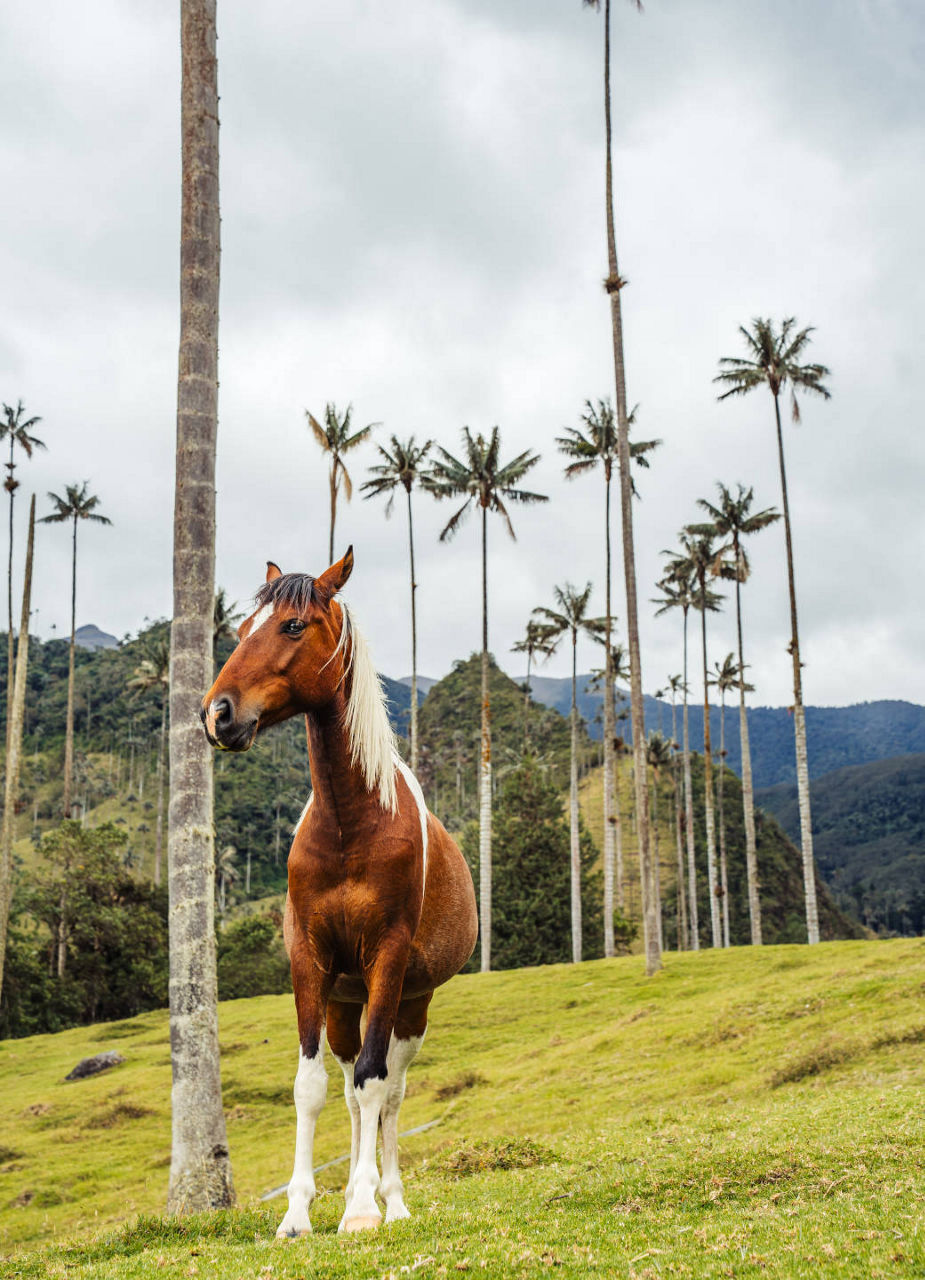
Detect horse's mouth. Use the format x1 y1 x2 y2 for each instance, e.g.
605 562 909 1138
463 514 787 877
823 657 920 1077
199 703 259 752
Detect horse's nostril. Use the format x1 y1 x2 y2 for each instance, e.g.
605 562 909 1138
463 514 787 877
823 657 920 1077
214 696 233 726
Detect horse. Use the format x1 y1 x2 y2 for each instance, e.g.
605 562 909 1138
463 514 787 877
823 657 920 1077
201 549 478 1235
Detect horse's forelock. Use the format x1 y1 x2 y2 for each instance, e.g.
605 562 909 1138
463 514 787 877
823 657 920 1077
254 572 319 616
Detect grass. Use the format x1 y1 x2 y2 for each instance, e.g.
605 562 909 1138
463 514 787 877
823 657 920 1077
1 939 924 1277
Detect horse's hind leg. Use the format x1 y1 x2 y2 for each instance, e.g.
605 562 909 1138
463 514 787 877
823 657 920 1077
380 993 431 1223
326 1001 363 1220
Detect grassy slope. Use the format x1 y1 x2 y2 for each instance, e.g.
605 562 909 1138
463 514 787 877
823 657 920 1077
1 940 924 1277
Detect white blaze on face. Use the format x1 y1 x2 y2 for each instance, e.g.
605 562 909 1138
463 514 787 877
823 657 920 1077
242 602 274 640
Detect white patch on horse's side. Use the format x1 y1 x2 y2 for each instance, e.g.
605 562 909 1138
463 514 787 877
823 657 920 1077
336 605 398 813
293 792 314 837
244 602 274 638
395 756 428 891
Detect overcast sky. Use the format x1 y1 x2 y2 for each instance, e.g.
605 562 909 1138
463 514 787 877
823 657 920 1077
2 0 922 707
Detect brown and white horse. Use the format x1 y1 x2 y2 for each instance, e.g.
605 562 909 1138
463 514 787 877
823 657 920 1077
201 550 477 1235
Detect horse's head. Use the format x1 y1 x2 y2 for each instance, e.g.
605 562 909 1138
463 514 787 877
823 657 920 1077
201 548 354 752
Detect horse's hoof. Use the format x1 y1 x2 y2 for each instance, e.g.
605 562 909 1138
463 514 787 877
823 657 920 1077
275 1228 310 1241
343 1214 382 1233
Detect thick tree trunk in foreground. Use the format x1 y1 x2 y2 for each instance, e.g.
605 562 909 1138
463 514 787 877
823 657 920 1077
406 488 419 772
717 696 730 948
602 474 617 957
62 518 77 817
602 0 658 974
479 506 492 972
167 0 233 1215
681 610 698 949
569 635 582 964
699 603 721 947
773 395 819 944
0 498 35 1004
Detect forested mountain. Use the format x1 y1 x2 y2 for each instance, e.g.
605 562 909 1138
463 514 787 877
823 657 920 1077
524 673 925 788
757 754 925 936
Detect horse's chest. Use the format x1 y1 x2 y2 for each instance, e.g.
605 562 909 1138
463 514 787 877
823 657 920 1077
289 825 422 938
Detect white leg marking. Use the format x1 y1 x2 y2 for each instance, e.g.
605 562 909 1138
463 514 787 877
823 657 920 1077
380 1033 424 1223
340 1072 389 1231
334 1054 361 1210
276 1041 328 1238
395 756 429 891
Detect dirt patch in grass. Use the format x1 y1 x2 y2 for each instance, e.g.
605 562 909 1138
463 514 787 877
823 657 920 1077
434 1070 486 1101
91 1022 142 1042
770 1040 854 1087
437 1137 559 1178
86 1103 153 1129
223 1082 290 1106
0 1145 24 1162
871 1025 925 1050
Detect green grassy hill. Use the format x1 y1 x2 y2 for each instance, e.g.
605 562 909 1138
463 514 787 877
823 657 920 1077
2 940 923 1277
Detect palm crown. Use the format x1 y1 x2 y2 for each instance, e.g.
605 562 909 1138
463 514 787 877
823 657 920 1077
360 435 433 516
557 399 661 494
688 483 780 584
306 403 375 501
533 582 596 645
424 427 547 541
710 652 754 697
714 317 831 421
1 401 46 493
40 482 111 529
511 619 560 665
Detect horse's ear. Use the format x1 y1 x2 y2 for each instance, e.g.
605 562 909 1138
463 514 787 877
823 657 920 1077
266 561 282 582
316 546 354 598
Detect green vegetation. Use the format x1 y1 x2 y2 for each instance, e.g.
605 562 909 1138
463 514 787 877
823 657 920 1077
1 940 923 1276
758 753 925 935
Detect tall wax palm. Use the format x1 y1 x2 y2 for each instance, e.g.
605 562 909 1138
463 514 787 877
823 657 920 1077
588 635 630 926
715 318 831 944
40 484 111 818
533 582 596 964
213 588 241 653
582 0 658 975
710 653 754 949
692 482 779 945
510 618 559 751
306 403 376 563
128 637 170 886
360 435 433 771
1 401 45 734
168 0 234 1213
665 673 687 949
425 427 547 971
645 731 673 952
676 531 727 948
556 397 660 957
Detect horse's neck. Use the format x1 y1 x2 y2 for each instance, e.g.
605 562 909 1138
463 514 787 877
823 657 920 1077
304 693 376 834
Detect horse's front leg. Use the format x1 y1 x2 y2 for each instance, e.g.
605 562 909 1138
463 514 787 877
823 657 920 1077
340 940 410 1232
379 993 431 1223
276 940 331 1239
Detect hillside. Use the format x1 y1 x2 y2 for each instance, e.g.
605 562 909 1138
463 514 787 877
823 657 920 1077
757 753 925 936
525 673 925 787
1 941 923 1278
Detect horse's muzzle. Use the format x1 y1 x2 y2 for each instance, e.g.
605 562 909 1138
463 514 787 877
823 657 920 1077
200 696 259 752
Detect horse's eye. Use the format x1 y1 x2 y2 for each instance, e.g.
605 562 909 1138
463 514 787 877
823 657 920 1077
282 619 306 637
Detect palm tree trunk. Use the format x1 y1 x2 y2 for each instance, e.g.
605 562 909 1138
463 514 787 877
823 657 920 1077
670 696 686 950
718 693 730 948
773 393 819 944
602 0 658 975
5 436 14 758
699 595 721 947
614 737 624 912
63 516 77 818
602 471 617 958
478 505 492 972
406 487 419 772
569 630 582 964
0 497 35 1004
651 766 663 952
734 559 762 945
154 695 166 886
167 0 234 1214
328 466 337 565
682 608 698 949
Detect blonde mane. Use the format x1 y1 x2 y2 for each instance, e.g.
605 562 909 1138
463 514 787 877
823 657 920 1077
333 605 398 813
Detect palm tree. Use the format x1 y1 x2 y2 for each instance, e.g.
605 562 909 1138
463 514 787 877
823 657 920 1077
510 618 558 751
556 397 659 958
710 653 754 949
216 845 238 919
1 401 45 736
306 403 376 563
168 0 234 1213
692 482 779 945
361 436 433 771
588 636 630 930
533 582 597 963
128 637 170 886
715 318 831 944
40 483 111 817
645 731 673 952
425 427 547 972
665 673 687 949
213 588 241 657
582 0 657 976
0 498 36 1006
676 531 727 948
